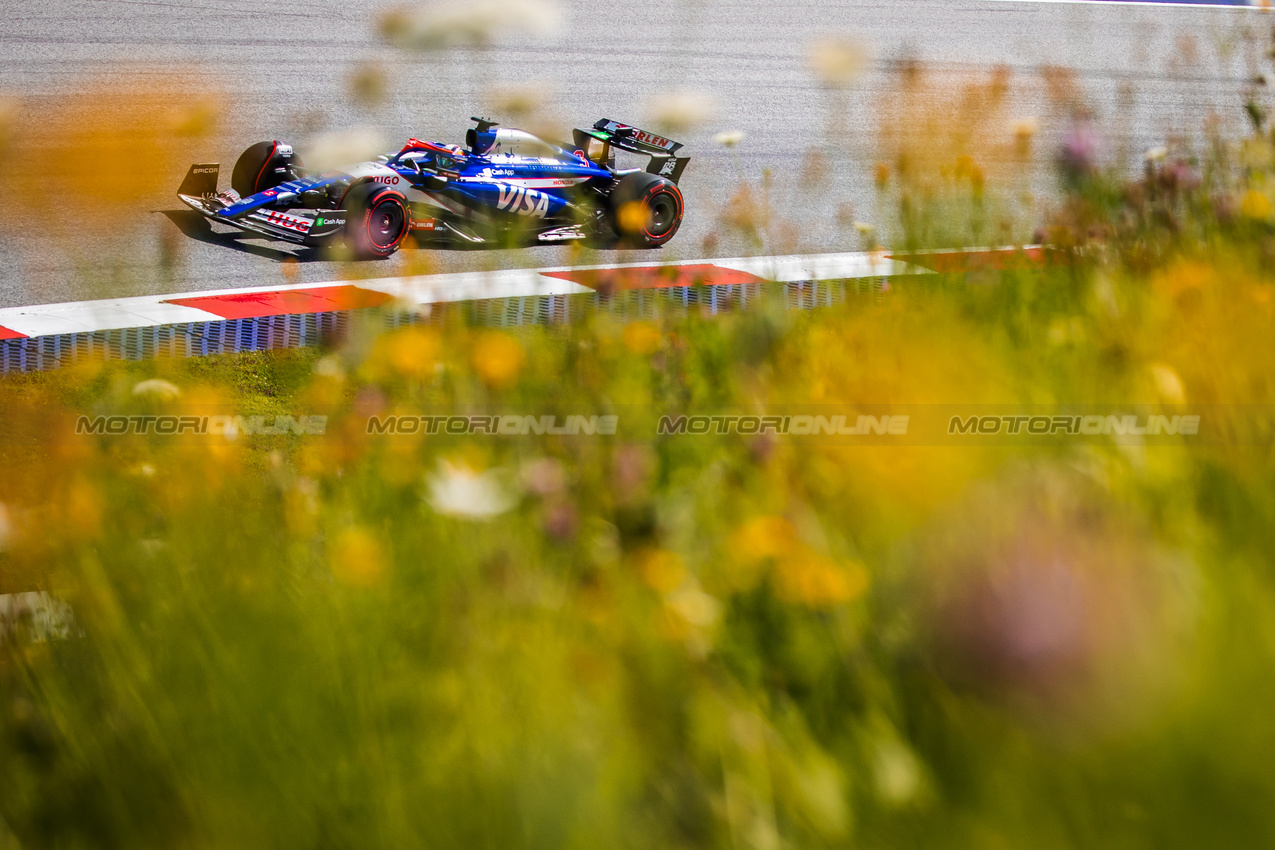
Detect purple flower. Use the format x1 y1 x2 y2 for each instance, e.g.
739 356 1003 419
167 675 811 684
1058 122 1101 186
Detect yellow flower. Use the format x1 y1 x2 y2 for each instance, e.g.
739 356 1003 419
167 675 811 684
366 326 440 381
1240 189 1272 221
622 321 662 356
64 478 104 541
1240 138 1273 169
773 549 869 609
471 330 525 389
954 155 985 191
636 548 688 594
0 97 17 149
7 77 222 231
732 515 796 561
0 502 11 552
718 516 797 593
1152 261 1216 298
379 436 424 488
330 526 387 588
873 161 891 188
165 98 220 137
616 201 649 238
1011 118 1039 157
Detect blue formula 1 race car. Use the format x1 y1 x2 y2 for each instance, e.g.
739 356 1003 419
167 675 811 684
176 118 688 259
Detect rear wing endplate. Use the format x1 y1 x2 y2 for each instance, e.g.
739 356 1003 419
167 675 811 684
573 119 689 184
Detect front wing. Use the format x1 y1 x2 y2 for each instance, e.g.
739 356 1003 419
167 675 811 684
178 192 347 246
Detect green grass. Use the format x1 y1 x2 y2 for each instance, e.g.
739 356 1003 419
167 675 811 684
2 248 1274 847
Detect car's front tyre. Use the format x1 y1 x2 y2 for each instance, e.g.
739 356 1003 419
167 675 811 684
230 141 303 197
344 182 410 259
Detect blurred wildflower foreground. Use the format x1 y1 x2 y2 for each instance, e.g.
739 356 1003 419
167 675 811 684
7 46 1275 850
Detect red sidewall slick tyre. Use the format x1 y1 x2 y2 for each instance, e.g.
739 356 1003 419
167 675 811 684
609 172 684 248
344 183 410 259
231 140 300 198
639 183 684 245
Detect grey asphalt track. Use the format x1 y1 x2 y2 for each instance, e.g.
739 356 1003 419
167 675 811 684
0 0 1261 307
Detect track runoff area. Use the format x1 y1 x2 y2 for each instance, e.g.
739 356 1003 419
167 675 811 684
0 248 1055 374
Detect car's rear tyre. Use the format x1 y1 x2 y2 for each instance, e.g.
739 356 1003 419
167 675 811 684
344 182 410 259
608 172 684 248
231 140 302 197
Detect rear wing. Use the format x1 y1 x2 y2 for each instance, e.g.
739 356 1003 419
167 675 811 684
573 119 689 184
